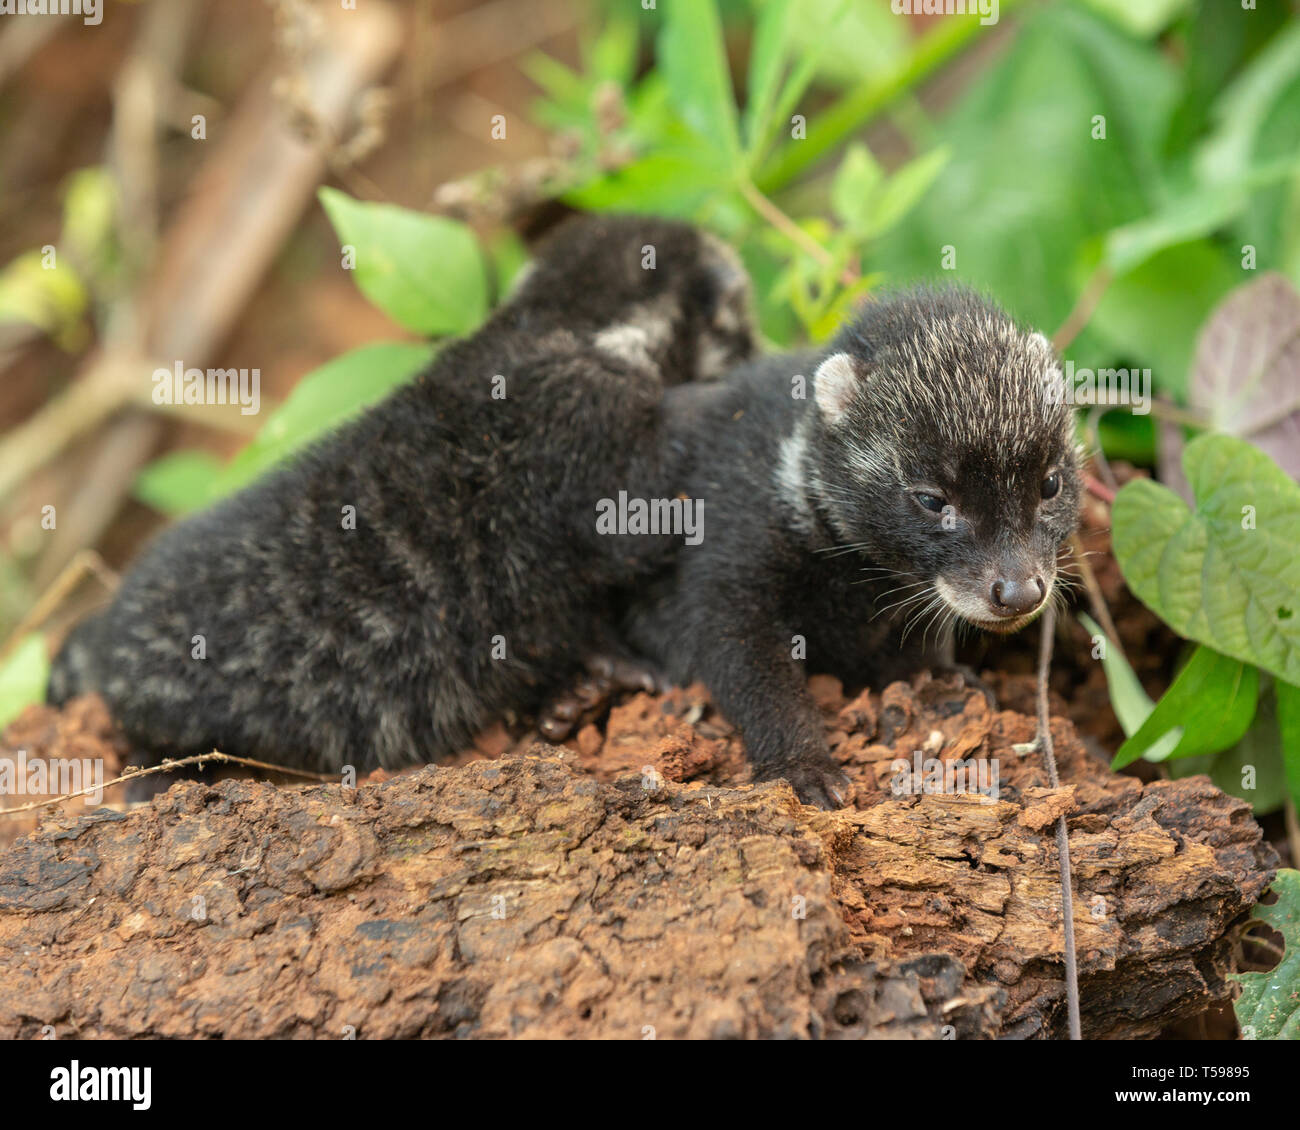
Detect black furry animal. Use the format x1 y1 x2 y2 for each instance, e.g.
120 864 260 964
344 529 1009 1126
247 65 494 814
49 215 755 774
622 287 1081 808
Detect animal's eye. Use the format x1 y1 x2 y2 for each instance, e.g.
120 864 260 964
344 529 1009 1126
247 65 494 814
1041 471 1061 500
915 492 947 514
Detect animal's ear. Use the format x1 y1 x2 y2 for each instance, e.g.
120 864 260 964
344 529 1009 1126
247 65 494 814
1029 331 1059 364
813 352 862 424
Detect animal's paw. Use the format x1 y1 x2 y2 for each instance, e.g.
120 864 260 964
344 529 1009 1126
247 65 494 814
537 653 668 741
932 663 999 710
760 753 853 810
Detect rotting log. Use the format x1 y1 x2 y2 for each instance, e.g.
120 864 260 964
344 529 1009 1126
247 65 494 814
0 675 1276 1039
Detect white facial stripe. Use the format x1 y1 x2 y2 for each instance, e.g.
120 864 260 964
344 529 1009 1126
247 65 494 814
935 576 992 623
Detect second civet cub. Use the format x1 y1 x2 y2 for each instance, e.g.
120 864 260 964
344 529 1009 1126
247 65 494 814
48 216 756 774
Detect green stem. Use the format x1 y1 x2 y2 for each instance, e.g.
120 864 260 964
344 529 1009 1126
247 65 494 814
755 0 1029 194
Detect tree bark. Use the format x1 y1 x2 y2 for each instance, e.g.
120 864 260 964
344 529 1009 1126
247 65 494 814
0 674 1276 1039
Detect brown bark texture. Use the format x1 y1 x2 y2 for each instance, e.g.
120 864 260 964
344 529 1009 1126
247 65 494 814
0 674 1276 1039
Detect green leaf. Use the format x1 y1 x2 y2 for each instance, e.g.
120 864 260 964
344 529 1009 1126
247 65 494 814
0 250 88 347
1111 645 1259 769
318 188 487 336
830 143 883 231
867 3 1179 335
743 0 849 168
1198 21 1300 277
1112 434 1300 686
214 342 435 497
1083 239 1239 404
743 0 794 153
1102 182 1248 276
830 143 948 242
1169 677 1288 815
1079 0 1190 39
1077 611 1160 734
133 451 226 517
866 146 951 239
584 9 639 85
1196 22 1300 190
1163 0 1287 158
488 231 529 300
565 143 736 218
1094 410 1157 466
0 633 48 730
756 0 1022 194
658 0 740 162
1102 156 1300 276
783 0 906 87
1232 869 1300 1040
61 166 117 269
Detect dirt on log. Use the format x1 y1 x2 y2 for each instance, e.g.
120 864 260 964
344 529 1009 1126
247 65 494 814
0 673 1277 1039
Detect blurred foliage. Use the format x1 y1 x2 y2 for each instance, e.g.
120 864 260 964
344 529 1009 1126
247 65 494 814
0 633 48 731
137 339 438 516
0 167 120 350
118 0 1300 520
532 0 1300 451
317 189 488 336
1102 431 1300 816
4 0 1300 808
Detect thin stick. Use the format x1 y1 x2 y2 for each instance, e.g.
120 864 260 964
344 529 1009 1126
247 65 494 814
737 178 859 289
1051 264 1114 354
0 750 337 818
1067 534 1122 650
0 550 117 664
1035 602 1082 1040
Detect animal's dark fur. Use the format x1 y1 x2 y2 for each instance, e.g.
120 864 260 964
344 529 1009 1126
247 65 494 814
622 286 1081 806
48 215 755 774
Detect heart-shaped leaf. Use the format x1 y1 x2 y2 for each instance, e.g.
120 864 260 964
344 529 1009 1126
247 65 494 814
1112 433 1300 685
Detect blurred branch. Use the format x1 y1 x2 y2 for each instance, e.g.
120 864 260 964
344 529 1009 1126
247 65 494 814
402 0 577 101
0 353 141 503
0 550 117 665
1051 263 1113 354
0 10 66 92
0 2 403 517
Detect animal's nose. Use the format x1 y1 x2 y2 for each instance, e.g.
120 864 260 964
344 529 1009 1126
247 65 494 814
991 575 1044 616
